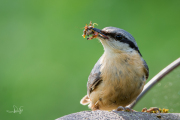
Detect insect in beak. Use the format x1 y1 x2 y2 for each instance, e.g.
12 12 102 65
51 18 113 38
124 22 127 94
82 21 108 40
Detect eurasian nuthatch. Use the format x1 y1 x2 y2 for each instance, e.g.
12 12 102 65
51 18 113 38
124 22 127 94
80 25 149 111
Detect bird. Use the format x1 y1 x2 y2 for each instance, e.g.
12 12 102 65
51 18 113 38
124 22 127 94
80 25 149 111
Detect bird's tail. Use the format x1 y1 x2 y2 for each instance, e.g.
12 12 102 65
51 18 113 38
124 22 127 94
80 95 90 105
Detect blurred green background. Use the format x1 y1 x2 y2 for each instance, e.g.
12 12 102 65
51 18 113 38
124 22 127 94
0 0 180 119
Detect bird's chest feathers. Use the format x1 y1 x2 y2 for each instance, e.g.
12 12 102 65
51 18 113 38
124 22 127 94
100 51 144 87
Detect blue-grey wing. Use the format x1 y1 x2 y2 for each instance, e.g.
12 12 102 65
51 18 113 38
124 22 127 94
87 57 102 96
142 58 149 79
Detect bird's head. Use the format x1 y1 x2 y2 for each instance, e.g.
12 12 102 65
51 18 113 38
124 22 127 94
92 27 142 56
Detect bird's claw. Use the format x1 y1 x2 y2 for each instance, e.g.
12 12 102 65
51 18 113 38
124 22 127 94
116 106 135 112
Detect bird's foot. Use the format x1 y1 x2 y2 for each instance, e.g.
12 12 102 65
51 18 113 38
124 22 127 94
116 106 136 112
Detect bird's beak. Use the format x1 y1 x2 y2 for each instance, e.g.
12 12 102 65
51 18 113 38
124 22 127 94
92 28 109 39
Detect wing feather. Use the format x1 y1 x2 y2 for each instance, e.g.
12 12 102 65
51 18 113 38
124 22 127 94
142 58 149 79
87 57 102 96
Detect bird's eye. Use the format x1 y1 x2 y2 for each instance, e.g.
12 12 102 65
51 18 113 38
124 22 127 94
115 35 123 40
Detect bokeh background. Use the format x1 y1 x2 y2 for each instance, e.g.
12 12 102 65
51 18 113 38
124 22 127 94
0 0 180 120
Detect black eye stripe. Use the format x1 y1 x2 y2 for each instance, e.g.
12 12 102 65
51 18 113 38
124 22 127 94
101 31 116 38
101 31 142 56
100 32 127 40
115 34 123 41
